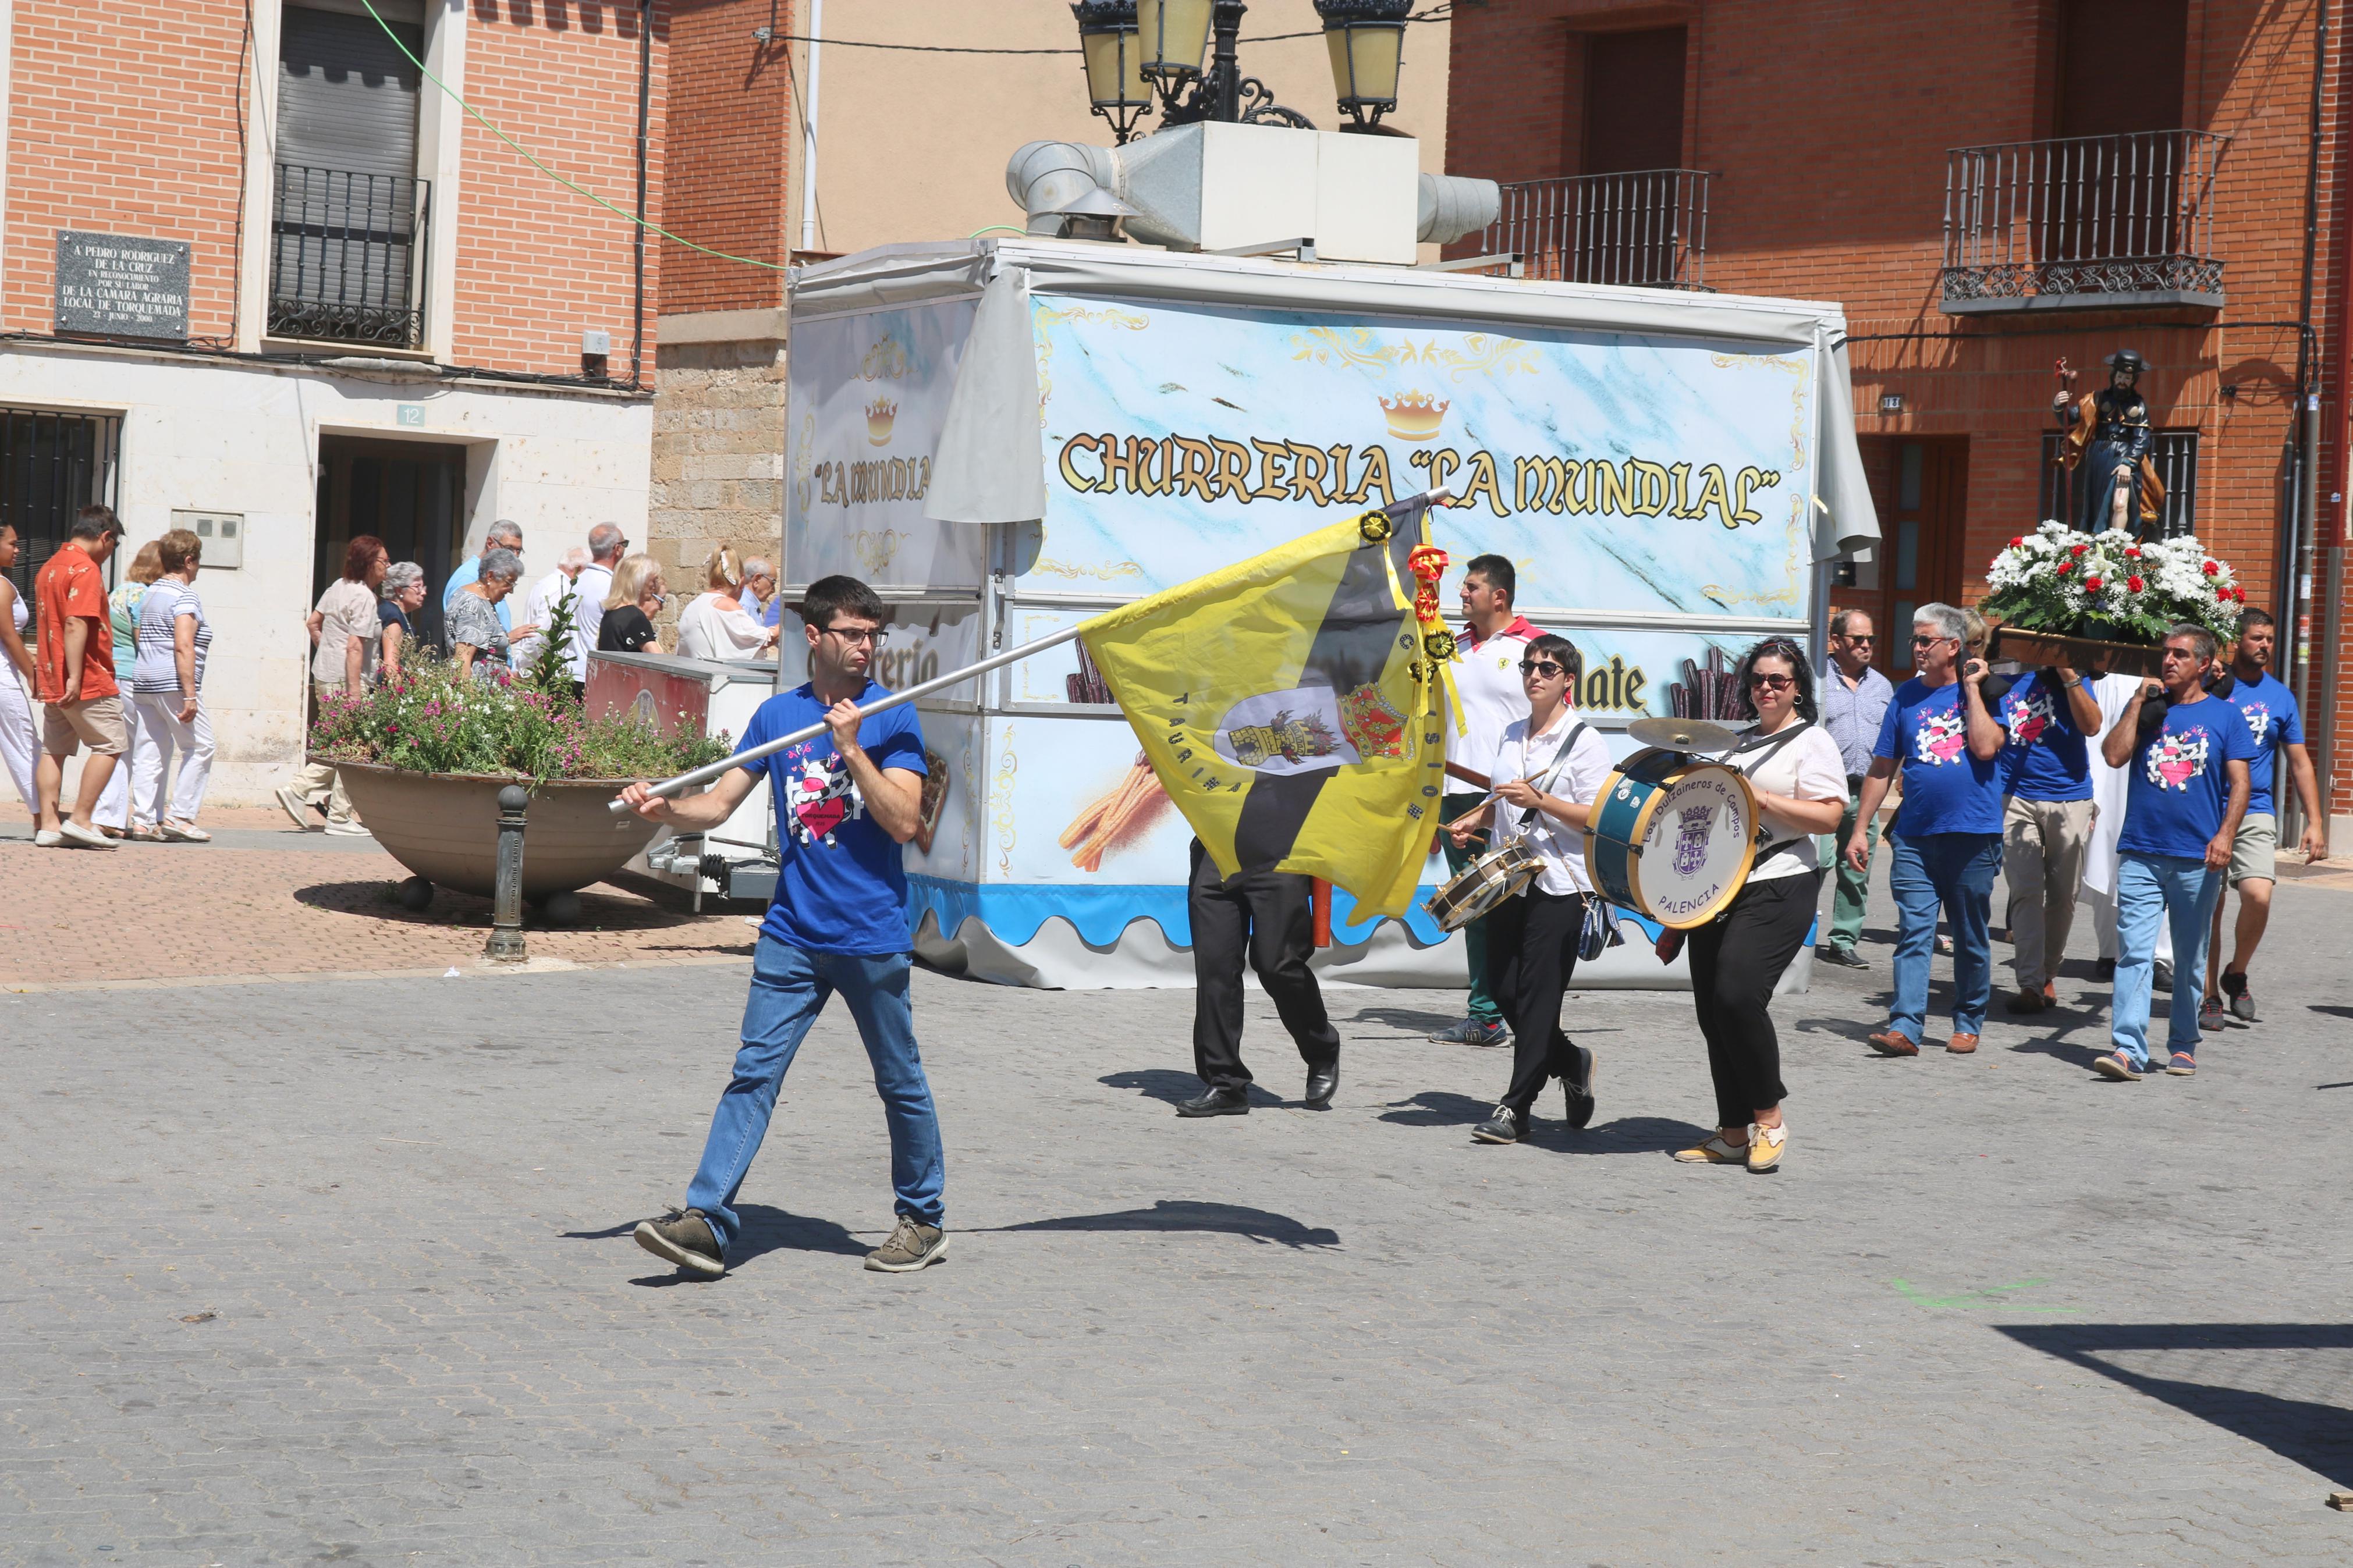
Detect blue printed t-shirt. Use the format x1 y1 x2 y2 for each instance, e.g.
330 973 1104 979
1873 677 2006 837
2116 695 2256 861
737 681 927 955
1998 671 2093 803
2218 669 2302 817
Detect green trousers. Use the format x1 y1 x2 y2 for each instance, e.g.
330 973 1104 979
1441 790 1502 1023
1823 776 1878 953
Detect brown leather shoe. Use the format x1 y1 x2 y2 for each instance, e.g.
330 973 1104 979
2042 979 2058 1005
2006 987 2046 1015
1947 1032 1980 1054
1868 1029 1920 1057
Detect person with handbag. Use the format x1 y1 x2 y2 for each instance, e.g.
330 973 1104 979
1665 639 1850 1172
1447 634 1616 1147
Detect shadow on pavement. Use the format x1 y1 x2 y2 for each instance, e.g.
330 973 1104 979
2309 1004 2353 1021
1378 1093 1703 1154
1999 1322 2353 1491
1344 1005 1463 1034
1099 1068 1283 1107
293 879 703 932
975 1199 1338 1249
2005 1030 2111 1069
1791 1014 1883 1044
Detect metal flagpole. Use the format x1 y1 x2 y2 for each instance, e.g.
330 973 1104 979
608 623 1089 814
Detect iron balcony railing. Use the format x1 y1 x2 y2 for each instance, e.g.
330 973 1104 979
1942 129 2228 312
268 163 429 349
1477 170 1711 290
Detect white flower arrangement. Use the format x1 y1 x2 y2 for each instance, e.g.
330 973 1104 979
1979 521 2244 645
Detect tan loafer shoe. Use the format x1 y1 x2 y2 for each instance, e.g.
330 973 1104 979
1868 1029 1919 1057
1947 1032 1980 1054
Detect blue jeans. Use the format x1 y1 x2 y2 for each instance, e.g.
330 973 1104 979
1885 831 2001 1043
685 936 946 1254
2111 852 2220 1066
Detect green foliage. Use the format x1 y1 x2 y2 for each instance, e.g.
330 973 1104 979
311 655 731 783
523 578 583 695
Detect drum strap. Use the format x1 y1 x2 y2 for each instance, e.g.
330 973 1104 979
1734 720 1820 864
1514 720 1592 829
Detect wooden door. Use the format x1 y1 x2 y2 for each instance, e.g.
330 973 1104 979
1832 437 1969 677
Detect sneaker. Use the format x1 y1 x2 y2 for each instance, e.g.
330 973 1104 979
2220 969 2258 1023
2092 1051 2143 1082
1746 1122 1787 1172
1936 934 1954 956
1429 1018 1510 1047
864 1215 949 1273
56 820 117 850
1671 1132 1749 1165
1562 1046 1598 1130
2165 1051 2198 1076
1471 1104 1522 1144
274 785 318 830
1816 944 1869 970
633 1208 724 1277
33 829 64 848
321 817 372 837
2153 959 2174 993
2199 996 2228 1034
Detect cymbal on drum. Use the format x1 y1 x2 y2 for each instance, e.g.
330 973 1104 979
1627 716 1741 754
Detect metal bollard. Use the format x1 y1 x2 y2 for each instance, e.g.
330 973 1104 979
484 784 530 963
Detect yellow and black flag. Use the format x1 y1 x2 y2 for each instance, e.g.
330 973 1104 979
1078 492 1461 918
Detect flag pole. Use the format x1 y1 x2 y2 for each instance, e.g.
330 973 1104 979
606 623 1089 814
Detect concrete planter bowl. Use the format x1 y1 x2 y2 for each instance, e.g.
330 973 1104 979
328 760 663 903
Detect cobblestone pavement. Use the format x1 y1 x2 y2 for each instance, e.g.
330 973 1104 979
4 872 2351 1566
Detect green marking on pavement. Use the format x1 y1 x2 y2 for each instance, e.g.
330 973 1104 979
1889 1277 2082 1313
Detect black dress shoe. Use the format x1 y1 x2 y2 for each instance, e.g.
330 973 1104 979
1816 944 1869 970
1471 1104 1522 1144
1560 1045 1598 1130
1175 1086 1250 1117
1304 1060 1338 1109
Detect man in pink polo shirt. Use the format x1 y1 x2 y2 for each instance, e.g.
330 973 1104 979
1429 553 1542 1048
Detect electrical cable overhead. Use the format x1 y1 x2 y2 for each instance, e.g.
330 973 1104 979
356 0 789 271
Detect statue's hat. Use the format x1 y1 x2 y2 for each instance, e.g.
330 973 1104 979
2104 349 2149 374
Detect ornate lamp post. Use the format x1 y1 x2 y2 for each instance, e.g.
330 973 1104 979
1076 0 1418 144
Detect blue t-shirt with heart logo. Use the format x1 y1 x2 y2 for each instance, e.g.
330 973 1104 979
1998 671 2094 803
2116 694 2256 861
2215 669 2302 817
1873 677 2007 837
736 681 928 954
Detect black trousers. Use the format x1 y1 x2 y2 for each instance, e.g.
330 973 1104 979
1686 869 1821 1129
1485 886 1588 1117
1188 840 1340 1089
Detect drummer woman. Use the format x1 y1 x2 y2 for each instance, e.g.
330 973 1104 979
1447 634 1616 1146
1667 637 1850 1172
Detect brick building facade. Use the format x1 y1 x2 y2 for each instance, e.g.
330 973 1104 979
1447 0 2352 839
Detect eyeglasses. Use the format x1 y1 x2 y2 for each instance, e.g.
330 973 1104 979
824 626 882 646
1839 634 1875 645
1748 673 1797 691
1519 659 1566 677
1911 633 1950 647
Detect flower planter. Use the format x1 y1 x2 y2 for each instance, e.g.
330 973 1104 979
1988 627 2167 679
328 760 665 899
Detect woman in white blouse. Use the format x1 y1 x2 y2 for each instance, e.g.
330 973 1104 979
1446 633 1616 1147
675 546 780 662
1665 637 1849 1173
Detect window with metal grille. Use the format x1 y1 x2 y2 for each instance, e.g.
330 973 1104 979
1 409 123 602
2038 428 2198 537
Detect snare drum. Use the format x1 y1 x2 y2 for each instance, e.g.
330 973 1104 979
1424 840 1541 933
1582 748 1758 929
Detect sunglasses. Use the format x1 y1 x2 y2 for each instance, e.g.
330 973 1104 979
1911 633 1951 647
1839 634 1875 645
1748 673 1796 691
1519 659 1567 677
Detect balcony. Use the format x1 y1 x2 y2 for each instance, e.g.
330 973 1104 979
1475 170 1711 290
268 163 430 350
1942 130 2227 315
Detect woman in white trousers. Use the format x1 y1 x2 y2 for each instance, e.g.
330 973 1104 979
127 528 216 840
0 524 40 821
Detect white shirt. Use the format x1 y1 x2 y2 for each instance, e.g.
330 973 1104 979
1446 617 1539 784
1491 706 1615 896
676 592 771 662
512 569 585 672
570 563 614 677
1725 720 1849 882
2083 672 2143 897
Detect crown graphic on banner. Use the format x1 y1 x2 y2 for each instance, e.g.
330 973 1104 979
1378 391 1449 442
864 397 898 446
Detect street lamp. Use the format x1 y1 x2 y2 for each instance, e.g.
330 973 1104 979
1073 2 1154 144
1135 0 1216 83
1314 0 1411 130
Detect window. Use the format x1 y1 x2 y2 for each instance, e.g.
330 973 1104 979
1581 29 1685 175
2039 429 2198 537
1 410 123 600
2056 1 2188 140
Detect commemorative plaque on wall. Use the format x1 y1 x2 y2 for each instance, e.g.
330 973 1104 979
54 230 192 340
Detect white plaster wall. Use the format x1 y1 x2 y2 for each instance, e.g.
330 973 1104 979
0 345 651 805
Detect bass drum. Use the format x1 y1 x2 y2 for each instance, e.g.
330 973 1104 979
1582 748 1758 930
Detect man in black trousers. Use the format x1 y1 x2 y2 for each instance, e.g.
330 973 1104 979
1176 838 1341 1117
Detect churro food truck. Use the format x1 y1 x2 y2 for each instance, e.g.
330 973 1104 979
775 124 1879 989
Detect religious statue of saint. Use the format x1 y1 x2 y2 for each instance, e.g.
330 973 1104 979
2052 349 2163 537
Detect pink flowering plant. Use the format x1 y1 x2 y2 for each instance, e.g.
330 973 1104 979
310 655 730 783
1979 520 2245 646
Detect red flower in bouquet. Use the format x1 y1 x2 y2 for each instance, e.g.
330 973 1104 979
2071 543 2090 556
2127 574 2146 592
2084 575 2104 592
2056 560 2073 575
2125 546 2142 559
2202 559 2220 576
2009 536 2025 549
